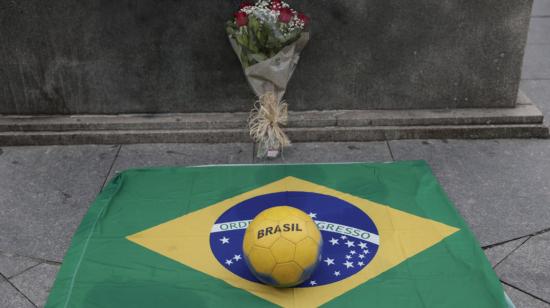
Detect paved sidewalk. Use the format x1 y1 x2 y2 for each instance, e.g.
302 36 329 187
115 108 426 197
3 137 550 307
2 1 550 307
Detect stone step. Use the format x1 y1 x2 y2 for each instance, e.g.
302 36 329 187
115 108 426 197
0 124 548 146
0 92 547 145
0 97 544 131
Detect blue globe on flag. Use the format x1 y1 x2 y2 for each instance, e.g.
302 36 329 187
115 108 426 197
209 191 380 288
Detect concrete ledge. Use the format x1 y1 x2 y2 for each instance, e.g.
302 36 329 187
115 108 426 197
0 124 548 146
0 93 544 131
1 93 547 145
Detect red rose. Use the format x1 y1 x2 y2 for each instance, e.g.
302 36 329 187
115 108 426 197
278 7 293 23
298 12 309 26
239 1 253 9
234 11 248 27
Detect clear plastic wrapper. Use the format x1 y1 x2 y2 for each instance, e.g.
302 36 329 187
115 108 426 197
227 0 310 158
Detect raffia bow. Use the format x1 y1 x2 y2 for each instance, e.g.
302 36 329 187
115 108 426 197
248 92 291 154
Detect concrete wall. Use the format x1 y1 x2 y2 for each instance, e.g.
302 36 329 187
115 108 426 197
0 0 533 114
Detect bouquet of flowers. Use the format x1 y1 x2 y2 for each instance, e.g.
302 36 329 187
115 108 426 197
226 0 310 158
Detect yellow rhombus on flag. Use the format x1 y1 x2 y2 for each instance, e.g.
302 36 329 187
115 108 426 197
127 176 459 307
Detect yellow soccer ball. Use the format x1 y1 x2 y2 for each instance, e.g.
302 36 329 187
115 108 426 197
243 206 322 287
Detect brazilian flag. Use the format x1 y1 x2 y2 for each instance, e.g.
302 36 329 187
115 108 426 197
46 161 513 307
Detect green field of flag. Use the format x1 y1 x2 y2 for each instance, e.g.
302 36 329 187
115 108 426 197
46 161 512 307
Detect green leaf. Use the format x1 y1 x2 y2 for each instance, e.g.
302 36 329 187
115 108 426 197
247 27 260 53
249 53 268 62
235 30 249 48
257 23 268 47
249 16 260 34
225 21 238 35
240 52 251 67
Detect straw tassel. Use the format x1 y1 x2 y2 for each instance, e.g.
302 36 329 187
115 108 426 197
248 92 291 156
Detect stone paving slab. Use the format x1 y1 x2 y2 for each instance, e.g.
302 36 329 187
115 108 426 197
522 44 550 80
0 252 39 279
388 139 550 246
496 231 550 302
0 145 119 262
253 142 392 164
483 237 529 267
0 276 34 308
532 0 550 17
10 263 59 308
107 143 253 182
528 17 550 44
504 285 550 308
